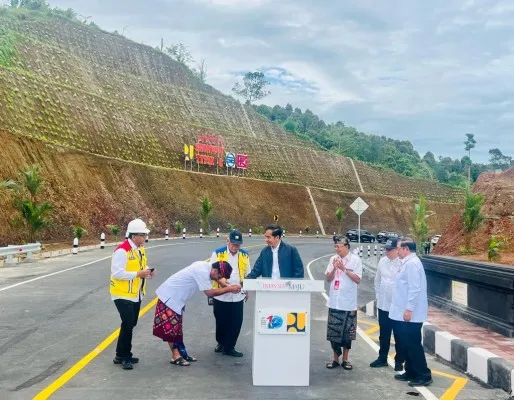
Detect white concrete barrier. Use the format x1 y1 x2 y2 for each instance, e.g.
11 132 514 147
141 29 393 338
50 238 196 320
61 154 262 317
467 347 497 382
435 331 460 362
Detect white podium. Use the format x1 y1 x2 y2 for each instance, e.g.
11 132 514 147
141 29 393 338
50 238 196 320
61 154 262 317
243 278 325 386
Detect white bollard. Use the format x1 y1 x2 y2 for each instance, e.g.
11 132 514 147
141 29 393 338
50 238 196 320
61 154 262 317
100 232 105 249
359 245 363 258
73 237 79 254
299 230 302 237
283 229 286 238
333 232 336 235
374 245 377 256
165 229 169 240
380 246 383 257
145 234 149 243
125 231 128 240
249 228 252 237
182 227 186 239
216 228 220 238
316 231 319 238
367 245 370 258
200 228 203 239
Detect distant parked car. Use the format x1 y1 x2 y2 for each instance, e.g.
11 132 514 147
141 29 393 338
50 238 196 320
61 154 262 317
346 229 376 243
431 235 441 246
376 231 399 243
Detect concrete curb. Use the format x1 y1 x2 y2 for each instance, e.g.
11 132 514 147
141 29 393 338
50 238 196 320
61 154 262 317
360 299 514 395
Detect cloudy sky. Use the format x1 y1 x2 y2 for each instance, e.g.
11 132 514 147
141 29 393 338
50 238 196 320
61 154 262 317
7 0 513 162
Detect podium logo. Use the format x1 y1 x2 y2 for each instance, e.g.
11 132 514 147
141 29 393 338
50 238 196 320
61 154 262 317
287 312 306 333
266 315 283 329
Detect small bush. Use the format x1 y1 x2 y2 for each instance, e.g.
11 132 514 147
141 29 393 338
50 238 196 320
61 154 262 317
488 236 505 262
72 225 87 240
252 226 264 235
174 220 184 234
458 247 476 255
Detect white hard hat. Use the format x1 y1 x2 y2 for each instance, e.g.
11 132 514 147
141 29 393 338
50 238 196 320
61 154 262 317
126 218 150 234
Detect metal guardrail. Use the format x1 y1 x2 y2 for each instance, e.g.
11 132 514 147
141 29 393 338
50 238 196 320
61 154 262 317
0 243 42 264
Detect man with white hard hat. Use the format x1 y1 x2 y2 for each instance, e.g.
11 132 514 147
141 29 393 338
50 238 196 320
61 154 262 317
110 218 155 370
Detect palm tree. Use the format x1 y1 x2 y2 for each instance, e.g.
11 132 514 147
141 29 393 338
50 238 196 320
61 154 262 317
199 195 213 234
1 165 53 242
462 190 484 251
411 195 429 253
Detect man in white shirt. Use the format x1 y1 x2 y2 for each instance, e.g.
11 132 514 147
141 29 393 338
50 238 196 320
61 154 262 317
153 261 241 366
325 236 362 371
110 218 155 370
390 239 432 387
209 230 251 357
370 238 405 370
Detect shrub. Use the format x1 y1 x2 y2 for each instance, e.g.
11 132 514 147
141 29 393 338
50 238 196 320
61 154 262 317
72 225 87 240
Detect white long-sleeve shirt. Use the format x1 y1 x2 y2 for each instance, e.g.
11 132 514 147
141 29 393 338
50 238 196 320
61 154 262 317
111 239 143 302
271 241 281 279
389 253 428 323
374 256 402 311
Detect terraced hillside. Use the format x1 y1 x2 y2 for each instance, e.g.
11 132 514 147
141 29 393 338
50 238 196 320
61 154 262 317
0 13 464 201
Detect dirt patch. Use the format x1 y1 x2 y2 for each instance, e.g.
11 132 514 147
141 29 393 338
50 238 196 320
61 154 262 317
0 131 460 246
433 168 514 265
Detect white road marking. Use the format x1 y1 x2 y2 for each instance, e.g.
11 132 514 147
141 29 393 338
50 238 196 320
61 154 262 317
0 240 220 293
306 255 439 400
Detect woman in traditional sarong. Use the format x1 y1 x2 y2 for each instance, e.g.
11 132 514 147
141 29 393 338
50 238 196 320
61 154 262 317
325 236 362 370
153 260 241 366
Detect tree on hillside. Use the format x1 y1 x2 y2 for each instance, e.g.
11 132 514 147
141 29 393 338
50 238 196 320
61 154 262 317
410 195 429 253
165 43 194 66
232 72 271 104
192 58 207 83
488 148 512 171
462 190 485 252
9 0 49 10
464 133 477 188
199 195 213 233
0 165 53 242
335 207 344 234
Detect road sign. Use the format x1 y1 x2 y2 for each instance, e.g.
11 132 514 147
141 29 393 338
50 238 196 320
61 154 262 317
273 215 279 221
350 197 368 245
236 154 249 169
350 197 368 216
226 152 235 168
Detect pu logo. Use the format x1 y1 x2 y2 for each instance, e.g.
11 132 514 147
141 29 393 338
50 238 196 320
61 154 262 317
287 312 306 333
266 315 283 329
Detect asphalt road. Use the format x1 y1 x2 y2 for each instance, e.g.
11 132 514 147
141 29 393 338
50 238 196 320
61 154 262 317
0 237 509 400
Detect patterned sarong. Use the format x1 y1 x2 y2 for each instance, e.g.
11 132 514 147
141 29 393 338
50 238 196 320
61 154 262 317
327 308 357 344
153 299 183 343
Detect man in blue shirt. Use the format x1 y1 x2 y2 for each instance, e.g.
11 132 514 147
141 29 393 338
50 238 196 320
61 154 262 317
389 239 432 387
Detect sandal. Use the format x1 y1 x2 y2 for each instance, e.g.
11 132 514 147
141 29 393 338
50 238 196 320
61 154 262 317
342 361 353 370
170 357 190 366
183 355 197 362
326 360 340 369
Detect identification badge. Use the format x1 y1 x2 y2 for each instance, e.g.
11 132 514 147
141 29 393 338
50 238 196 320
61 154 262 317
334 280 340 290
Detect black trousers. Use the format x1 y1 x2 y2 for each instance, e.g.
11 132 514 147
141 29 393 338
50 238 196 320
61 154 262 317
114 299 141 359
393 320 431 380
378 309 404 363
213 298 244 351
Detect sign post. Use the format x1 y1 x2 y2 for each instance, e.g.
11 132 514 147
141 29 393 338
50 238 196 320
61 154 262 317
350 197 368 244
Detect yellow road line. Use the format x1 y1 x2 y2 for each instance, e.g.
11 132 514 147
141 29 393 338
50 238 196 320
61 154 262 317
364 325 380 335
360 319 469 400
33 297 158 400
440 376 469 400
358 319 378 327
34 244 263 399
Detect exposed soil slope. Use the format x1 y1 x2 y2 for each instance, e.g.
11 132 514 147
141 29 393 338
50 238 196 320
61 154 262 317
433 168 514 265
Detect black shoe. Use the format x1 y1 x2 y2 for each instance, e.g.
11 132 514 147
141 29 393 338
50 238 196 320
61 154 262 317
369 358 388 368
214 344 224 353
408 378 433 387
113 356 139 364
394 361 404 371
121 359 133 370
223 348 243 357
394 373 413 381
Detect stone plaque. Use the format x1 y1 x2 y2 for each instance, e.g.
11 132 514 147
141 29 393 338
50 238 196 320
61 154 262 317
451 281 468 307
